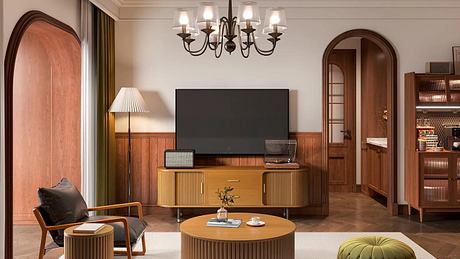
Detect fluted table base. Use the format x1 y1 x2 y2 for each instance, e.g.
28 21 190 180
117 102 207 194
64 225 114 259
181 232 295 259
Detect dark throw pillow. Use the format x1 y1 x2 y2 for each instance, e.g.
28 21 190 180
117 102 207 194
38 178 88 246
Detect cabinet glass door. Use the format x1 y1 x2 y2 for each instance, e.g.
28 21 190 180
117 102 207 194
417 77 447 104
421 156 449 203
449 79 460 104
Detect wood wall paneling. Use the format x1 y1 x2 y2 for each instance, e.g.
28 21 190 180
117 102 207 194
115 132 325 214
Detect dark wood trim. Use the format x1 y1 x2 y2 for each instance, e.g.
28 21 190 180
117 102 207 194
398 204 410 216
4 10 80 258
322 29 398 215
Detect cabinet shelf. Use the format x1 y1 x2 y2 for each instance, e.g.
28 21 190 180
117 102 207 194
423 174 449 180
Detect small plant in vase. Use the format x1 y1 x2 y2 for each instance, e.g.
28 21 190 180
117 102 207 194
216 186 238 222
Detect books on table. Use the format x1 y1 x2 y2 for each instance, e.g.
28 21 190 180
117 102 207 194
74 223 105 234
207 218 242 228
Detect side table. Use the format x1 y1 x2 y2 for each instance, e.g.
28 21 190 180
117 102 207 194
64 224 114 259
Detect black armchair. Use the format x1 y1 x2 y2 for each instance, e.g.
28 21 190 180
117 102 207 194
33 178 147 259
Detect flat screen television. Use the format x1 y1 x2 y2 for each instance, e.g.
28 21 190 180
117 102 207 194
176 89 289 155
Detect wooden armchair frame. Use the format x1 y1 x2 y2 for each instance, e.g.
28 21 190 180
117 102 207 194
33 202 147 259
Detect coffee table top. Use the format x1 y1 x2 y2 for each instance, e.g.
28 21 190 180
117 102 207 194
180 213 296 241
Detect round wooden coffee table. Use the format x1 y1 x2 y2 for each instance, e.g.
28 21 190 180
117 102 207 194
180 213 295 259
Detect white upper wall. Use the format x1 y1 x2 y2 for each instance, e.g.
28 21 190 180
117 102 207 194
114 6 460 133
114 5 460 203
3 0 81 55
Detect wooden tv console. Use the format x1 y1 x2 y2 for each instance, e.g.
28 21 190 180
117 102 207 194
157 166 309 222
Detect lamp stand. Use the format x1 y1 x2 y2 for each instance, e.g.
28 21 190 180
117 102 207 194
127 111 132 216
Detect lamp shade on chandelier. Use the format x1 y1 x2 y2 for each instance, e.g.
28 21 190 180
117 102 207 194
173 0 287 58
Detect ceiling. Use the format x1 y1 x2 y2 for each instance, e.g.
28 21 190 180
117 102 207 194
112 0 460 8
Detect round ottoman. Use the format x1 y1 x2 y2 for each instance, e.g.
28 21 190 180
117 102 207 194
337 236 416 259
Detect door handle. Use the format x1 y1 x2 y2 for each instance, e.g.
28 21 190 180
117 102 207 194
341 130 352 140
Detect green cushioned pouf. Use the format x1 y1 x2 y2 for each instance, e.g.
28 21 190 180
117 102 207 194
337 236 416 259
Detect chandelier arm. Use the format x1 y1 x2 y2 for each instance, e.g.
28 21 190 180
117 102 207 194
214 22 227 58
252 34 277 56
182 34 211 56
236 25 251 51
239 40 250 58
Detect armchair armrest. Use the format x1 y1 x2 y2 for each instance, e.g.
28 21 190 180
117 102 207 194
87 202 144 218
46 217 129 231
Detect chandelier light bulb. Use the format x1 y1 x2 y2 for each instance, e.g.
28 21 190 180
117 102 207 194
270 11 281 25
203 6 214 20
243 6 254 20
179 12 190 25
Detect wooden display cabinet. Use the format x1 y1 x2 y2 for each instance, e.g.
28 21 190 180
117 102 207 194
405 72 460 222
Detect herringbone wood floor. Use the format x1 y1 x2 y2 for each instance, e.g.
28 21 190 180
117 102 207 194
13 193 460 258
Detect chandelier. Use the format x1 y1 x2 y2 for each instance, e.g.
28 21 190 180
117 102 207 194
173 0 287 58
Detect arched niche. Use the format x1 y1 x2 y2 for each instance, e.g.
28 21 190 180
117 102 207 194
4 11 81 258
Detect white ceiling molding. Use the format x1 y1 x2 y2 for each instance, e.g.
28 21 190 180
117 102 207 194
112 0 460 8
118 6 460 21
90 0 121 20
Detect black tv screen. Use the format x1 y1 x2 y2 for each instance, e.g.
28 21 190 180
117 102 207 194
176 89 289 155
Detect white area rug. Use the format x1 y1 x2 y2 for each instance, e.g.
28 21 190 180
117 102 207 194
116 232 435 259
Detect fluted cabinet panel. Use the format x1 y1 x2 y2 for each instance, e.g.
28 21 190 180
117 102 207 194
263 172 292 206
176 172 204 205
264 171 308 206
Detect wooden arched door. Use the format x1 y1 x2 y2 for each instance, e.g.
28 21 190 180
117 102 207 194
322 29 398 215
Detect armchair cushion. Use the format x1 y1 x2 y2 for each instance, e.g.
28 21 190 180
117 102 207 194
82 216 148 247
38 178 88 245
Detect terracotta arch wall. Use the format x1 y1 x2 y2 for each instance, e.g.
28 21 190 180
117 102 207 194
12 21 81 223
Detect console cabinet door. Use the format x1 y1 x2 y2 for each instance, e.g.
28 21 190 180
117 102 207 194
263 172 292 206
205 172 262 206
175 172 204 205
263 172 308 206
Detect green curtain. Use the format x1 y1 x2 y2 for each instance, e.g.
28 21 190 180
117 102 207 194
95 8 116 207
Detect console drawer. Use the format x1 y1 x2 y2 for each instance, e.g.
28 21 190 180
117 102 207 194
205 172 262 206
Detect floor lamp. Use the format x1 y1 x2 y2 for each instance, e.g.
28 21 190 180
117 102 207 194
109 87 149 216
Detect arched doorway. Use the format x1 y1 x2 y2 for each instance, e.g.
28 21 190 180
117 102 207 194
4 11 81 257
322 29 398 215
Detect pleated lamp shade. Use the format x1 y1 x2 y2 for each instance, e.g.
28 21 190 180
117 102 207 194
109 87 149 113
